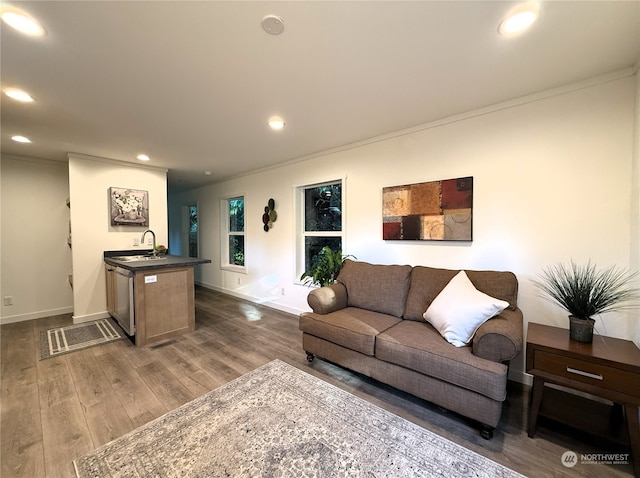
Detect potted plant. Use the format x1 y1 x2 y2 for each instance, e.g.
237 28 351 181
300 246 355 287
533 260 640 343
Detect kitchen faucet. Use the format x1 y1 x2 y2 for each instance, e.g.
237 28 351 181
141 229 156 256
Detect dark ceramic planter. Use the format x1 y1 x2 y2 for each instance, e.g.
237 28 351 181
568 315 595 344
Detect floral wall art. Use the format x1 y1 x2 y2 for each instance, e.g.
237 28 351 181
109 187 149 226
382 176 473 241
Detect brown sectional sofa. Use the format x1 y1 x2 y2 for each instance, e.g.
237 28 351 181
299 259 523 439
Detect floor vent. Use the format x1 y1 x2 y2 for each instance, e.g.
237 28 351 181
149 340 176 349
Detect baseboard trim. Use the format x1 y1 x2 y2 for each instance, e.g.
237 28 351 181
72 311 110 324
0 306 74 325
509 369 533 386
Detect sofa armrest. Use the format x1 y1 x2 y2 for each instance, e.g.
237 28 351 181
306 283 348 315
472 308 523 363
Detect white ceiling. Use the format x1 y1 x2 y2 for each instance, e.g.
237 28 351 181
2 1 639 192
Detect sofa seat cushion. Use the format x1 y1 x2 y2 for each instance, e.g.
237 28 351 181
375 321 508 401
300 308 401 356
337 260 412 318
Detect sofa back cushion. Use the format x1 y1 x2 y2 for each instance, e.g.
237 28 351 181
403 267 458 321
465 270 519 310
337 259 412 318
403 266 518 321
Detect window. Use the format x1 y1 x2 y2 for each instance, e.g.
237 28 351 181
188 203 198 258
222 196 245 269
297 180 343 277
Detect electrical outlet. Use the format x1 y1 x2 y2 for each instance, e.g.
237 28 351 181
133 237 139 246
3 296 13 306
237 277 241 285
281 288 285 296
147 237 152 245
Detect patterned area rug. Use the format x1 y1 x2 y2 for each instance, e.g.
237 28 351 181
40 318 125 360
74 360 524 477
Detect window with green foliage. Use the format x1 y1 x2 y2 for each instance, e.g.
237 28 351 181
188 204 198 258
223 196 245 268
298 180 343 279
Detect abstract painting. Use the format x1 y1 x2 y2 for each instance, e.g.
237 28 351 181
110 187 149 227
382 176 472 241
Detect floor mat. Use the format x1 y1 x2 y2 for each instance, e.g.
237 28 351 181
40 317 126 359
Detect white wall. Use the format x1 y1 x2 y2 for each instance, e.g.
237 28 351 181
169 72 637 383
633 67 640 347
68 153 168 322
1 155 74 323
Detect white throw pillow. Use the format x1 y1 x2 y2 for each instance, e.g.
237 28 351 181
423 270 509 347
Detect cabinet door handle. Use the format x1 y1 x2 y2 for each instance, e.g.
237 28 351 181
566 367 603 380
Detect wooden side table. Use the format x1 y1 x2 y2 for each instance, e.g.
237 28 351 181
526 322 640 477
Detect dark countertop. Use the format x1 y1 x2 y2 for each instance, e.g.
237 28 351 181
104 250 212 271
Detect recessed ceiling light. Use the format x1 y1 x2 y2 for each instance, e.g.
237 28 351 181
1 9 46 36
136 154 150 161
4 88 34 102
11 135 31 143
204 171 212 176
498 2 539 37
268 117 285 131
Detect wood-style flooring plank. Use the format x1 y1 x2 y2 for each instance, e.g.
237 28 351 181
0 381 45 478
66 349 116 409
1 321 37 387
136 360 197 410
97 348 168 427
193 351 244 384
154 343 221 396
66 348 134 446
36 355 75 410
117 338 157 368
40 396 93 478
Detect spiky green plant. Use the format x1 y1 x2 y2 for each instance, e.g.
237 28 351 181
533 261 640 319
300 246 355 287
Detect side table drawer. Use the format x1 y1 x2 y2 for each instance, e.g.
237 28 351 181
534 350 640 397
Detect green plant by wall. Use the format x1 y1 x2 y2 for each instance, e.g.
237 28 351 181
300 246 354 287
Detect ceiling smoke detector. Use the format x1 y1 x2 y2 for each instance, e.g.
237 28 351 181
262 15 284 35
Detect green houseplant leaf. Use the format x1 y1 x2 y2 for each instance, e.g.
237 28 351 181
533 260 640 319
300 246 355 287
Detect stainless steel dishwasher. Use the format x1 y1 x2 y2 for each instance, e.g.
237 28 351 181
112 266 135 335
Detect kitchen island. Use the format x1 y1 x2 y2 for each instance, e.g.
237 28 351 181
104 250 211 346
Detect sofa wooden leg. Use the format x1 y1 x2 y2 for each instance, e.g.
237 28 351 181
305 352 315 363
480 425 494 440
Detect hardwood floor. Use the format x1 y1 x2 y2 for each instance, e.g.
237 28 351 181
1 287 635 477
